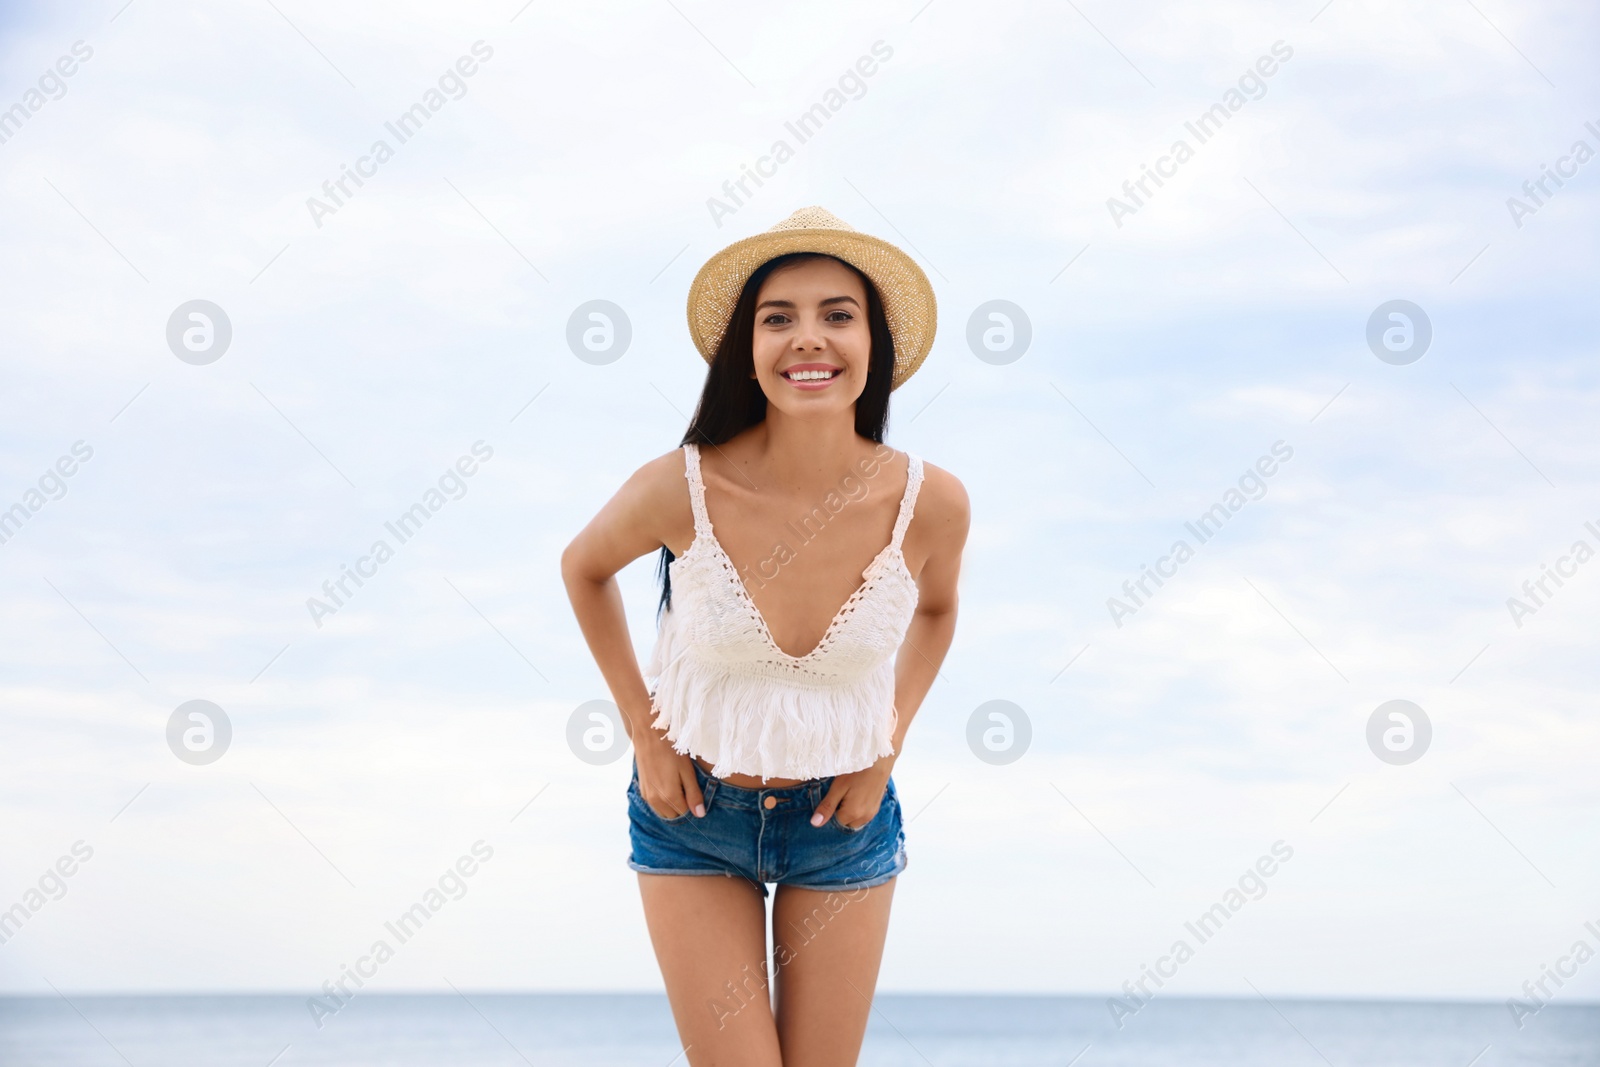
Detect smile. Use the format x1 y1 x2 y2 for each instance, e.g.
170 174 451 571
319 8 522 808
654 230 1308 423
780 365 843 389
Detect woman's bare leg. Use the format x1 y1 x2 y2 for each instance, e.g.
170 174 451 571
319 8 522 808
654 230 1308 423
770 878 897 1067
636 873 782 1066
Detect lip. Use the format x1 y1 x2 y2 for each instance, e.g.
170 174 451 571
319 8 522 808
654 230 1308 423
779 363 844 391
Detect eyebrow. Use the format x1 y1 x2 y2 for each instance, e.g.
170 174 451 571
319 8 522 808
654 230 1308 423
754 295 862 312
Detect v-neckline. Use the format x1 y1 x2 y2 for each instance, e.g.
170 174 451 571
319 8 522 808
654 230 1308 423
689 451 913 663
706 534 902 662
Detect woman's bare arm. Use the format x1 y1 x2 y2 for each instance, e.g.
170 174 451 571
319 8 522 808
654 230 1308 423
890 461 971 754
560 449 707 817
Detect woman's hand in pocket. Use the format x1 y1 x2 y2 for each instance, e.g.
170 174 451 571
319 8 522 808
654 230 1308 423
811 755 892 829
635 730 706 820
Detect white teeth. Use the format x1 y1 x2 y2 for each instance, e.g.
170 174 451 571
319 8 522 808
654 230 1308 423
786 369 837 381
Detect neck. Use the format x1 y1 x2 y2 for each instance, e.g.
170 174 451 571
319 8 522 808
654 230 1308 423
750 407 868 490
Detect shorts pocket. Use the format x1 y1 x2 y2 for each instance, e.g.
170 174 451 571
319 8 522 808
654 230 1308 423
651 803 693 824
830 811 870 834
629 773 693 824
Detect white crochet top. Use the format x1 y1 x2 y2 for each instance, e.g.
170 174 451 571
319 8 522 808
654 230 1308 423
644 443 924 781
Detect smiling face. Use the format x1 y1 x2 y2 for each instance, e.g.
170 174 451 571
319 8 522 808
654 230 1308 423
749 255 873 416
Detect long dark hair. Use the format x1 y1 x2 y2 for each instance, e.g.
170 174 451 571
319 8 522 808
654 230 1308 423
655 252 896 620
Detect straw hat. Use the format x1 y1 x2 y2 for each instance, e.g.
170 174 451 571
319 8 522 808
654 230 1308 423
686 206 937 391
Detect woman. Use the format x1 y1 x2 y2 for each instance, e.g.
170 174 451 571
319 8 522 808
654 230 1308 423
562 206 970 1065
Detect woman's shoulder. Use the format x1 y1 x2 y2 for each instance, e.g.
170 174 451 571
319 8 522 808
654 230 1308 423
907 454 970 537
629 444 691 492
606 446 692 521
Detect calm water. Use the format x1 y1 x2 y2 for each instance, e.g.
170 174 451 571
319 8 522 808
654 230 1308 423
1 993 1595 1065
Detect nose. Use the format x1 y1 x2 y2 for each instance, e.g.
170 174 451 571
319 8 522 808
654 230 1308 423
791 314 825 351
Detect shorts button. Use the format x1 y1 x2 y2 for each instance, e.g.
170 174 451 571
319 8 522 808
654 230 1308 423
763 796 777 809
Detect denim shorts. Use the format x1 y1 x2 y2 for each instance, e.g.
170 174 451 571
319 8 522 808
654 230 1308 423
626 756 908 898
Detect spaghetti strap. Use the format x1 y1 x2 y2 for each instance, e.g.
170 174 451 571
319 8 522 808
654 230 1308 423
682 443 714 539
889 452 924 552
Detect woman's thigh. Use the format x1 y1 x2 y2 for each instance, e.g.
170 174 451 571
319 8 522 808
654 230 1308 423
636 872 782 1067
770 878 898 1067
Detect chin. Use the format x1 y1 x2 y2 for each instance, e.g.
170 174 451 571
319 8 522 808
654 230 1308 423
761 380 866 416
764 392 854 414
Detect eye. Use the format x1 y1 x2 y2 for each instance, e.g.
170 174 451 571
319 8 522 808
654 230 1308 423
762 313 791 326
826 310 854 323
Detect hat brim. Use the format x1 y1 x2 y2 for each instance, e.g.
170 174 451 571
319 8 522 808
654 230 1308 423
686 227 937 392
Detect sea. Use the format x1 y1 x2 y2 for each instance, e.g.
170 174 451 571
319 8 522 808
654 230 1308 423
1 993 1595 1065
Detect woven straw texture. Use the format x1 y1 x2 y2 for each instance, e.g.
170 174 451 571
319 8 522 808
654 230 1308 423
686 206 937 391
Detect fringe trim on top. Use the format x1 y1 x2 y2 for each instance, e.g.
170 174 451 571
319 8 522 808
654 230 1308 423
646 644 898 781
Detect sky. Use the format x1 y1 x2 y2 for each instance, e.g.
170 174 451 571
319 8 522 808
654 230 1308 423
1 0 1597 1020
